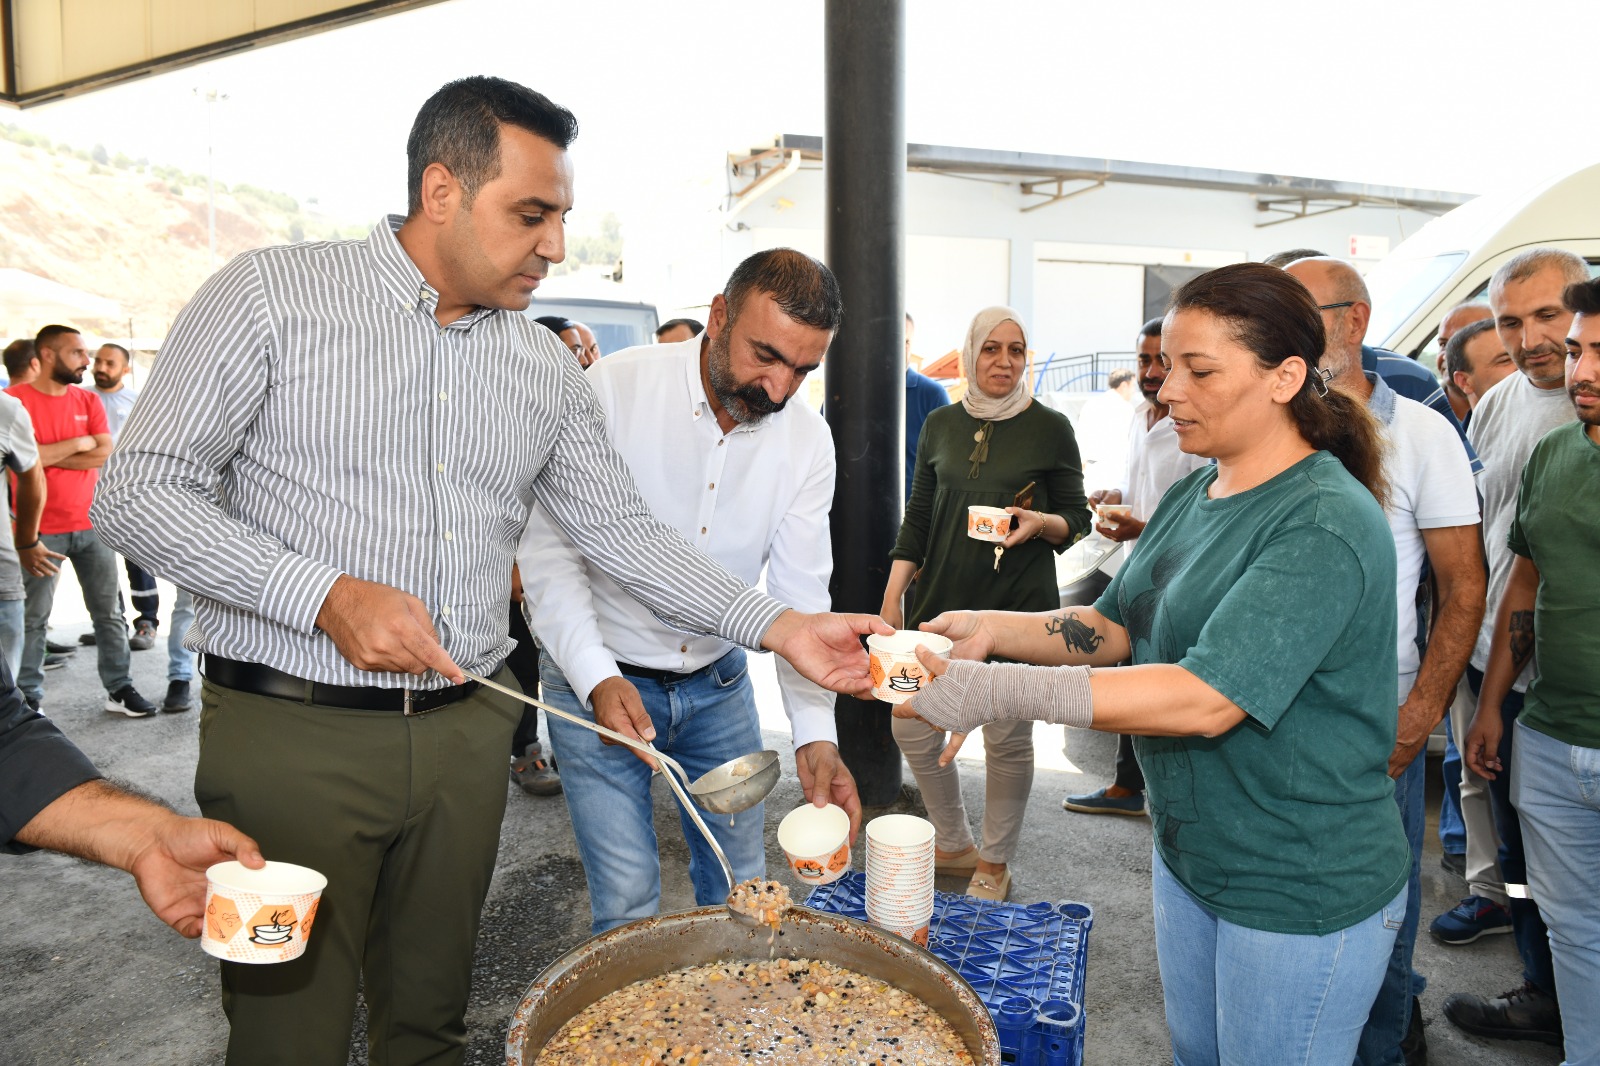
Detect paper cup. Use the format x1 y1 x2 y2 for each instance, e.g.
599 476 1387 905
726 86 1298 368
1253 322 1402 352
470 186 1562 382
867 814 937 852
203 861 327 964
777 803 851 886
1096 504 1133 527
967 505 1013 543
866 632 954 704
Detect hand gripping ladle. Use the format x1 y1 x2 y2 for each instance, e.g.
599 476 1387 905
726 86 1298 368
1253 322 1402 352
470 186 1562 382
460 669 784 928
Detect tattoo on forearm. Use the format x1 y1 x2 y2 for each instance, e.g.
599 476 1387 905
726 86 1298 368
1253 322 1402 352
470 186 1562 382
1509 610 1535 670
1045 612 1105 655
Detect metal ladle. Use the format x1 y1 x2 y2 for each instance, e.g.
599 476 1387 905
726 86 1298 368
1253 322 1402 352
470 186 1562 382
460 670 784 928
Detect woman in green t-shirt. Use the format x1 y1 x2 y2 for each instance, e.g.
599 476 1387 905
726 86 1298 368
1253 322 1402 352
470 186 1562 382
880 306 1090 902
897 265 1411 1065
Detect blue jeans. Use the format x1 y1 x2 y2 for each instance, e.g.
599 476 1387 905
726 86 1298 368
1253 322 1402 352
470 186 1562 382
539 650 766 935
1153 848 1404 1066
1440 718 1466 854
20 529 132 701
167 587 195 681
1467 665 1557 996
1356 753 1427 1064
0 597 24 681
1513 720 1600 1066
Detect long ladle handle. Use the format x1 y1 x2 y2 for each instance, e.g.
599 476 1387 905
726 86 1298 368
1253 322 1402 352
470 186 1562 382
460 669 692 791
459 669 736 891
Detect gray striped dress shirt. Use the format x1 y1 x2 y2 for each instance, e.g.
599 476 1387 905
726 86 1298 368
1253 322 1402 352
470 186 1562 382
91 216 786 690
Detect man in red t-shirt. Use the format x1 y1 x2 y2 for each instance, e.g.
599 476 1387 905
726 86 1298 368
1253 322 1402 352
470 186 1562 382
8 326 156 717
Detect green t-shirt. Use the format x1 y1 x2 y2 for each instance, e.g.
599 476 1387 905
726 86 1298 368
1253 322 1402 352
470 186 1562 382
1094 452 1410 935
891 401 1090 626
1507 422 1600 749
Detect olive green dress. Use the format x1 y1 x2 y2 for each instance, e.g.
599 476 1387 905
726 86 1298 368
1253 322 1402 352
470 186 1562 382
892 400 1090 626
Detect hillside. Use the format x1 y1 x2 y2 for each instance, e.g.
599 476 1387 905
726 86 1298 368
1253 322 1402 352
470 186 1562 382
0 125 365 341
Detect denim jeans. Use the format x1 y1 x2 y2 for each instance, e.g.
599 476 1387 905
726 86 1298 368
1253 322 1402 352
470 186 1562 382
0 597 24 681
20 529 132 701
540 650 766 935
167 587 195 681
1153 848 1404 1066
1440 718 1467 854
1513 720 1600 1066
1356 752 1427 1064
1466 665 1557 997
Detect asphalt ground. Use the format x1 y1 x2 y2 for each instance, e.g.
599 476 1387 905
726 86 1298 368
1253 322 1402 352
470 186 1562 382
0 573 1564 1065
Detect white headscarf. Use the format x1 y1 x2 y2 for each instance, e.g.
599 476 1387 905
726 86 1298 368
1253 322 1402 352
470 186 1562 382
960 305 1034 423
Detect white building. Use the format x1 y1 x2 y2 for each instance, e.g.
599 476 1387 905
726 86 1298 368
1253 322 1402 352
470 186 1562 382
626 137 1472 384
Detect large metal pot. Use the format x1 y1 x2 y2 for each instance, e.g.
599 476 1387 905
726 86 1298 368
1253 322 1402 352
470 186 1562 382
506 905 1000 1065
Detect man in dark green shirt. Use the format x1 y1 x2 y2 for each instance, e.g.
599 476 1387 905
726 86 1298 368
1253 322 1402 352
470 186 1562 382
1466 276 1600 1063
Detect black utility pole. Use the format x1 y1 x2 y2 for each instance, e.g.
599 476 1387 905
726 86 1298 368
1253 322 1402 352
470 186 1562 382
824 0 905 806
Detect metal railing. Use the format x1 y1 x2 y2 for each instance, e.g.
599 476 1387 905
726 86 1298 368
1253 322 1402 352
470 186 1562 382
1033 350 1138 394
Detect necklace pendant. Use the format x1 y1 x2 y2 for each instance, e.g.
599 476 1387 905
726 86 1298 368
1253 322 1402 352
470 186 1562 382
974 429 985 442
993 545 1004 571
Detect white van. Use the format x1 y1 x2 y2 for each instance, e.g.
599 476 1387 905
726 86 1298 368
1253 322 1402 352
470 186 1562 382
1366 160 1600 361
525 274 660 356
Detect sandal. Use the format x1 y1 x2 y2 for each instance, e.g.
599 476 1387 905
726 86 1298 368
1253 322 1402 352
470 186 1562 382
511 744 563 797
934 847 980 876
966 868 1011 902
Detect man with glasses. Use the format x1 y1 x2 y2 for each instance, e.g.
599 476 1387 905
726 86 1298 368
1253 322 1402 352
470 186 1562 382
1287 256 1485 1066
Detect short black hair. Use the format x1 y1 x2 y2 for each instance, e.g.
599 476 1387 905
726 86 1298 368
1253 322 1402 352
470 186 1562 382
1563 276 1600 317
3 338 35 379
1262 248 1329 269
723 248 843 333
1139 316 1163 339
1444 318 1498 378
533 315 576 336
406 76 579 216
34 324 79 352
98 341 130 364
655 317 704 339
1107 368 1136 389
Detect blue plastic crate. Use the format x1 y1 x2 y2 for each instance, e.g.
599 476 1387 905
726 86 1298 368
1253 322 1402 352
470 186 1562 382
806 872 1092 1066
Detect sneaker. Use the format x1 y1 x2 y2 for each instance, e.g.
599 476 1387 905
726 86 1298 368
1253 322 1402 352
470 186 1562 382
1443 982 1562 1045
1440 850 1466 878
43 653 69 671
105 685 158 718
511 744 562 796
161 679 194 713
1430 895 1512 945
45 639 75 655
1062 786 1146 816
129 619 157 651
78 632 96 646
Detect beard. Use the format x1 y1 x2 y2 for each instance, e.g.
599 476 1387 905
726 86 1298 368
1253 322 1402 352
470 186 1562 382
1570 382 1600 425
1514 341 1567 386
52 363 84 385
707 329 785 425
92 371 117 390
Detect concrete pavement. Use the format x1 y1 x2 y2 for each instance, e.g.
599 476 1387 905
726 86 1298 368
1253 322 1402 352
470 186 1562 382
0 579 1561 1065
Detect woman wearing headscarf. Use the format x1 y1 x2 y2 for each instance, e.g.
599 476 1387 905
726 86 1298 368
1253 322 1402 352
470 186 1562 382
879 306 1091 901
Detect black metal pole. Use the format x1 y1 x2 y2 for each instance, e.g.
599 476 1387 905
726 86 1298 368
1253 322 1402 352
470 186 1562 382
824 0 905 807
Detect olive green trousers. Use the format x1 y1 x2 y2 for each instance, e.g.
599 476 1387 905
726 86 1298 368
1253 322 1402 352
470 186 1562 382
195 670 521 1066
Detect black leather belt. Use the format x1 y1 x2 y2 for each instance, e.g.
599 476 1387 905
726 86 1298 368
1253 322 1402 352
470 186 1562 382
203 655 480 715
617 661 702 685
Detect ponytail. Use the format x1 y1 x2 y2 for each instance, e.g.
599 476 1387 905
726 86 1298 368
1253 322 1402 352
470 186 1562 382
1289 382 1390 509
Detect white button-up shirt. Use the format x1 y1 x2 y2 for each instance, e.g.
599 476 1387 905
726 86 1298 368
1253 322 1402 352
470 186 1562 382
518 334 838 747
1120 401 1210 522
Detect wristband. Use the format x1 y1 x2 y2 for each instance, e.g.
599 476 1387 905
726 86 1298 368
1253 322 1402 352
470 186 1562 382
15 539 38 551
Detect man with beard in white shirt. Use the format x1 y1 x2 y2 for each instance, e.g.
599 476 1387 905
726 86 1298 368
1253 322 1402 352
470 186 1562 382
1440 247 1588 1050
519 248 857 933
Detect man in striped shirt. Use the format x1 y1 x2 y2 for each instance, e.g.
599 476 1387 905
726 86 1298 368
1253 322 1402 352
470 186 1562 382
92 76 885 1066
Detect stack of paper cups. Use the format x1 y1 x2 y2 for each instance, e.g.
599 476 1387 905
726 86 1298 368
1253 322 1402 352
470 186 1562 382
864 814 936 946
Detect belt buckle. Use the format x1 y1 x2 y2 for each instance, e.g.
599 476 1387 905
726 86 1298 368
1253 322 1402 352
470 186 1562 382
403 688 436 717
